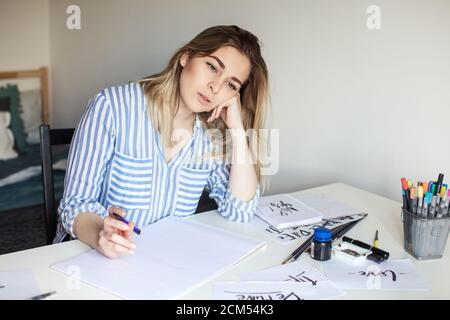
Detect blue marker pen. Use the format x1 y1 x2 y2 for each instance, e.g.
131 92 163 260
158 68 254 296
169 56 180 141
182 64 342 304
423 193 431 219
111 213 141 235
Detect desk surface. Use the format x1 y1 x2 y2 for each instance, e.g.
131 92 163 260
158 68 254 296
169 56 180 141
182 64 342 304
1 182 449 299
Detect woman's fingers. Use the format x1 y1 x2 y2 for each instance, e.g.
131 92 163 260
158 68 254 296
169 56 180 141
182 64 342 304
103 216 130 233
109 206 126 217
98 208 137 259
108 232 136 251
208 107 218 123
211 105 225 122
98 230 135 255
208 93 240 123
124 221 135 239
208 103 227 123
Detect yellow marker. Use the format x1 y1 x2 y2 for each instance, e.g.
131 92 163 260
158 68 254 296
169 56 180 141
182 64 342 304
440 186 446 198
418 186 424 198
374 230 379 248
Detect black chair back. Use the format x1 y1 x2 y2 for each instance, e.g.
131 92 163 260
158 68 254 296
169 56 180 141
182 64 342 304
39 125 74 244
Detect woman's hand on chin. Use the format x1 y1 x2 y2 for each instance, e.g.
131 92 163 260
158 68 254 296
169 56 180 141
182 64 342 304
207 93 244 130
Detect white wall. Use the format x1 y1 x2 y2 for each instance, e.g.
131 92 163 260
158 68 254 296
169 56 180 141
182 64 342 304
48 0 450 202
0 0 50 91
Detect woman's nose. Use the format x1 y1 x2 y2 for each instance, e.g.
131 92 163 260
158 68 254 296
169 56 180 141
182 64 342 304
208 81 219 94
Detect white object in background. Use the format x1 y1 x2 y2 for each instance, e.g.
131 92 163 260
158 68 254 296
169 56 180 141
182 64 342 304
0 166 40 187
240 258 328 285
318 259 429 290
53 158 67 171
19 89 42 145
256 194 323 229
0 112 18 160
0 159 67 188
213 281 344 300
0 270 42 300
51 216 266 299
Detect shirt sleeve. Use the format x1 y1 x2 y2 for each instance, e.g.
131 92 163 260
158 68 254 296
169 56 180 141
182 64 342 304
206 162 260 222
57 91 115 239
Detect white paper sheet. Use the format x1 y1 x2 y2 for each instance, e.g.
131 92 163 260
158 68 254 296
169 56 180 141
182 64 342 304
294 193 361 220
318 259 429 290
51 216 266 299
0 270 42 300
213 281 344 300
256 194 323 229
240 259 328 285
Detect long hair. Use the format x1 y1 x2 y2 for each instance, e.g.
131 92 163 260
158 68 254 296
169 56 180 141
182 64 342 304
139 25 271 189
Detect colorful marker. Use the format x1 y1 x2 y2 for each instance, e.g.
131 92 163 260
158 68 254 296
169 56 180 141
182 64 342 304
417 186 424 215
401 178 410 211
435 173 444 196
411 187 417 214
423 192 431 219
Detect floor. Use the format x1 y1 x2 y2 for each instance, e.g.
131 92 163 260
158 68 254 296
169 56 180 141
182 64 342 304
0 204 47 255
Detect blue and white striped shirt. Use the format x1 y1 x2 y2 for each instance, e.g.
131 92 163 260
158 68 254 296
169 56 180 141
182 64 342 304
55 82 260 242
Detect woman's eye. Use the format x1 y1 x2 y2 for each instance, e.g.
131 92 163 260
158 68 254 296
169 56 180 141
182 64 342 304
206 62 217 72
227 82 237 91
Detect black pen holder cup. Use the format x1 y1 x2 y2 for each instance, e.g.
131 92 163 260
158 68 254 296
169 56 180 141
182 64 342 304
401 208 450 260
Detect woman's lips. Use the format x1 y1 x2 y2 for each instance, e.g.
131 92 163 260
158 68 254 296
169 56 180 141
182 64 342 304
198 92 211 105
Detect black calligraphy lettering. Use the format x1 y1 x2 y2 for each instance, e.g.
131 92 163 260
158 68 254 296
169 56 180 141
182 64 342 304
279 233 296 241
265 226 282 234
283 292 304 300
357 269 398 282
381 270 397 282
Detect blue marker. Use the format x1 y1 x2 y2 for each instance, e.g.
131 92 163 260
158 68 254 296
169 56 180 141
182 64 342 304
423 192 431 219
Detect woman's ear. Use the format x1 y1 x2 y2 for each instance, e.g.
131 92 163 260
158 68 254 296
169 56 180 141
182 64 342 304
180 53 190 68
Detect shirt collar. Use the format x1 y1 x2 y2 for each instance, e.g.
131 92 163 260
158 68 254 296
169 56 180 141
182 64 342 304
193 113 202 135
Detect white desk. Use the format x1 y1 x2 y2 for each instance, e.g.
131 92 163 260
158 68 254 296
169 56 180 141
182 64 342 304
1 183 449 299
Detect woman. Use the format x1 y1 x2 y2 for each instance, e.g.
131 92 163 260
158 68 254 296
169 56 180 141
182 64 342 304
56 25 270 258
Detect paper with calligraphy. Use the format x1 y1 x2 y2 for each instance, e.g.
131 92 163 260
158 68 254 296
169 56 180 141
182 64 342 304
213 281 344 300
318 259 428 290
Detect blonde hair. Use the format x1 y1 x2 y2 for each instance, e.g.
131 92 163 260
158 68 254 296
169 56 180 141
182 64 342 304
139 25 271 189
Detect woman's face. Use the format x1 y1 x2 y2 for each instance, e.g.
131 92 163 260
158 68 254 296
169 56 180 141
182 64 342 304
179 46 251 114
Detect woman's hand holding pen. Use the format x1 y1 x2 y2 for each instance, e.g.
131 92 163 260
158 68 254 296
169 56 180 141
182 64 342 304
96 207 136 259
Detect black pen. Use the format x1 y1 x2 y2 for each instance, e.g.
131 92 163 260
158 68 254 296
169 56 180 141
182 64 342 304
367 252 385 264
435 173 444 196
281 234 313 264
28 291 57 300
342 236 389 260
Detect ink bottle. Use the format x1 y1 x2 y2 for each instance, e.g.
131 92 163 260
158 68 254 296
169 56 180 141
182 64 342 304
310 227 332 261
